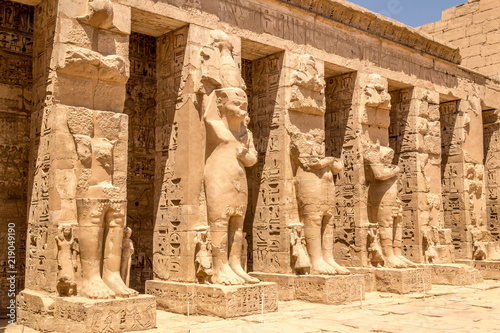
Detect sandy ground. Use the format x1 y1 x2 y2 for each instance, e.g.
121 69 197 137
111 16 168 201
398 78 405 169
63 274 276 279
2 280 500 333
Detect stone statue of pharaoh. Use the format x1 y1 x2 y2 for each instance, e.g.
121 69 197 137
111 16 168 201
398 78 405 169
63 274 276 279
364 141 416 268
290 129 350 275
201 30 259 285
67 109 137 298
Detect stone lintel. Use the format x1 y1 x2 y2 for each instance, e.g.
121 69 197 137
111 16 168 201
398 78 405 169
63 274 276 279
145 280 278 318
456 260 500 280
17 290 156 333
250 272 365 304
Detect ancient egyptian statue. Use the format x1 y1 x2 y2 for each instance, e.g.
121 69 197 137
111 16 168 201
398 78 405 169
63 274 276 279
288 54 350 275
200 30 259 285
361 74 416 269
121 227 134 287
67 108 138 298
55 225 78 296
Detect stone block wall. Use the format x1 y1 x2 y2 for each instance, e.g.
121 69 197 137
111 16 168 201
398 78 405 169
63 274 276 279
125 32 156 293
419 0 500 76
0 0 33 317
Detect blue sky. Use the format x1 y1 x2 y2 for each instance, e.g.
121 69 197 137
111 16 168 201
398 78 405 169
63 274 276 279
348 0 467 27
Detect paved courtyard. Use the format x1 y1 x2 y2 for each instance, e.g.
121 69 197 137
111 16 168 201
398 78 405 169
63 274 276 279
3 281 500 333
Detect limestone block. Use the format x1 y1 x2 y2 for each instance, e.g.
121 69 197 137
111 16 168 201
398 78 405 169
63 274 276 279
146 280 278 318
94 82 126 112
457 260 500 280
427 263 483 285
49 295 156 333
250 272 365 304
58 17 93 48
373 267 432 294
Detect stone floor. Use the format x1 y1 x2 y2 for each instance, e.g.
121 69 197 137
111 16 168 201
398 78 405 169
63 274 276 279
2 281 500 332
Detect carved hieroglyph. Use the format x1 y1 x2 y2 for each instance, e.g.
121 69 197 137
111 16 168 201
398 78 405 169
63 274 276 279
200 30 259 285
361 74 416 269
287 54 350 275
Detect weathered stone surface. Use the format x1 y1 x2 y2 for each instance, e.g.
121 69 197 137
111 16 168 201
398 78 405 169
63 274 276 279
250 272 365 304
457 259 500 280
145 280 278 318
426 263 483 285
17 290 156 333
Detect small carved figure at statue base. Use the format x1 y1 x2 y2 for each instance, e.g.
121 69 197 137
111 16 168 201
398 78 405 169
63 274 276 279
195 226 213 284
423 228 439 264
56 225 78 296
121 227 134 287
367 228 385 268
288 223 311 275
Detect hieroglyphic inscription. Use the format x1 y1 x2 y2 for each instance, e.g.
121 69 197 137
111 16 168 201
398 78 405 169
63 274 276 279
125 32 156 293
441 101 468 258
483 110 500 242
389 89 421 261
325 72 358 265
246 53 288 273
153 26 190 281
24 0 59 295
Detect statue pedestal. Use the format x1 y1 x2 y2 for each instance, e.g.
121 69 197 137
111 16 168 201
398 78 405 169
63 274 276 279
249 272 365 304
17 289 156 333
145 280 278 318
348 267 432 294
422 263 483 285
456 259 500 280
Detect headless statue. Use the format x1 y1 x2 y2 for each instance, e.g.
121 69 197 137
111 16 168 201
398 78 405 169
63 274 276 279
290 129 350 275
364 141 416 268
56 225 78 296
68 109 138 299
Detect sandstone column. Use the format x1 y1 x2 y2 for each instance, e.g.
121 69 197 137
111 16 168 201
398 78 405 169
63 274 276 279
18 1 156 332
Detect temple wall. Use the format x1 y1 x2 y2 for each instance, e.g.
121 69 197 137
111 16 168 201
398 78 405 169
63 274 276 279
124 32 156 292
419 0 500 76
0 0 33 317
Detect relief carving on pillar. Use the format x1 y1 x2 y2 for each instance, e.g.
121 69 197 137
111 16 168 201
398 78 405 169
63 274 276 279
287 54 350 275
200 30 259 285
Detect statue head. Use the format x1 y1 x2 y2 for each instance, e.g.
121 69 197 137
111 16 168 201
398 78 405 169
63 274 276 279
216 88 248 119
379 146 395 165
364 73 390 109
124 227 132 239
208 30 233 53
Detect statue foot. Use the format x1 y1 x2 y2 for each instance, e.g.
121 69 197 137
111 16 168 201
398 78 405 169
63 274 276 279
324 258 351 275
311 259 337 275
397 256 417 268
81 276 116 299
211 263 245 285
384 255 408 269
103 272 139 298
230 263 260 284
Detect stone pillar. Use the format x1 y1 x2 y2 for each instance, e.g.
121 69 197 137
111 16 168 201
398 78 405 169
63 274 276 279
484 109 500 242
18 1 156 332
389 87 453 263
147 27 278 318
246 51 291 274
440 97 485 259
152 25 234 283
325 72 368 267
